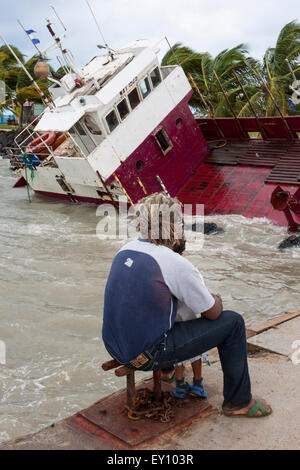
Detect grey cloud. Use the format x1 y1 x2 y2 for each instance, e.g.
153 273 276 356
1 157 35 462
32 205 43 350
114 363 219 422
0 0 299 68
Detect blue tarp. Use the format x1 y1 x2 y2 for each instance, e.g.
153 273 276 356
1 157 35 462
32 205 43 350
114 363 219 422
0 115 15 124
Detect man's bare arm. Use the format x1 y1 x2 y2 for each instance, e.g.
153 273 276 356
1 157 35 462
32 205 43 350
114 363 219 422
201 294 223 320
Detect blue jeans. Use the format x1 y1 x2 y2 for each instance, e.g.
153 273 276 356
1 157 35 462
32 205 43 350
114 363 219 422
126 310 252 410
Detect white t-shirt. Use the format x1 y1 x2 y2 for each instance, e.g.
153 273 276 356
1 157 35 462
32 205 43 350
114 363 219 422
121 239 215 320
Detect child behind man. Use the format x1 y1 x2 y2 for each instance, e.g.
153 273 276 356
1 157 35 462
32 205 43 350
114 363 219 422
172 238 210 399
173 321 210 399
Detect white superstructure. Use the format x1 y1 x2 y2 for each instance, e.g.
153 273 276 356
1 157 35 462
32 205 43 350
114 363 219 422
14 35 194 204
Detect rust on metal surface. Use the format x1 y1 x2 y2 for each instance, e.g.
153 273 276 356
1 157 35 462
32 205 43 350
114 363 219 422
205 138 300 187
153 370 162 402
126 371 136 408
74 378 215 447
136 177 148 195
96 170 115 203
66 413 131 450
102 359 121 371
115 365 133 377
124 388 177 423
265 153 300 184
270 186 300 232
113 173 135 207
206 141 249 165
102 357 163 409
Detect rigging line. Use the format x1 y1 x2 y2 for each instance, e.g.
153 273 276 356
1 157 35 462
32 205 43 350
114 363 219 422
85 0 113 59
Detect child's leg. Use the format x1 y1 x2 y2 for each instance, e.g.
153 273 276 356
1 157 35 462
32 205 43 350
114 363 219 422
191 359 202 382
173 364 190 399
190 359 208 398
175 364 184 381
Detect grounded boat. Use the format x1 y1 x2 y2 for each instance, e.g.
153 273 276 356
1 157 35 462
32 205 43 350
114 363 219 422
9 28 300 232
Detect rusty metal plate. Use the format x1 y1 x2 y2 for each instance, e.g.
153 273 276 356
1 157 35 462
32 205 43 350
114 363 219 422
74 378 214 447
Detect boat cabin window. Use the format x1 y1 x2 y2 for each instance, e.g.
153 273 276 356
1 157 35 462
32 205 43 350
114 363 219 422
139 77 151 99
154 128 173 155
117 98 130 121
69 121 97 156
105 109 119 133
74 122 86 136
128 87 141 110
82 114 105 146
150 67 162 89
84 115 102 136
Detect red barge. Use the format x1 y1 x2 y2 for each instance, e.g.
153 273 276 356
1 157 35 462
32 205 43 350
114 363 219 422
8 34 300 233
180 115 300 231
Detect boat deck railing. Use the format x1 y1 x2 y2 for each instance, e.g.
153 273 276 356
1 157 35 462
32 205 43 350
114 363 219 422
14 111 57 162
197 116 300 142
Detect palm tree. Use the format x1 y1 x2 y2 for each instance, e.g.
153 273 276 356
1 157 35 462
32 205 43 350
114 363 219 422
15 55 50 125
0 45 24 119
162 42 258 117
262 20 300 116
238 20 300 117
162 21 300 118
0 47 51 126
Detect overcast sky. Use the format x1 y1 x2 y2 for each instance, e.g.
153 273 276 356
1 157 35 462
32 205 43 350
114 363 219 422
0 0 299 68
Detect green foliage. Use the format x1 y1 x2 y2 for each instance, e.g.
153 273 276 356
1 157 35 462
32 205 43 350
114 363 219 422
16 55 40 90
0 49 52 121
263 20 300 116
162 42 259 116
0 45 25 104
162 21 300 117
0 45 24 69
15 55 52 104
1 21 300 121
55 66 68 77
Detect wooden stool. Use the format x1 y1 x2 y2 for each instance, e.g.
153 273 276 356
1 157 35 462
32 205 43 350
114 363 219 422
102 359 162 408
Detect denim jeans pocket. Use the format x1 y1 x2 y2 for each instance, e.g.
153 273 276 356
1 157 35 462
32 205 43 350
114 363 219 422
137 348 162 371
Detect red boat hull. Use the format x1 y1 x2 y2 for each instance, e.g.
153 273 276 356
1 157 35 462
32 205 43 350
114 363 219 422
178 162 300 227
24 113 300 229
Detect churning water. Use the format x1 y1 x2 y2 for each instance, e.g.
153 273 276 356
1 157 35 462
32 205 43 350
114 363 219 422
0 159 299 442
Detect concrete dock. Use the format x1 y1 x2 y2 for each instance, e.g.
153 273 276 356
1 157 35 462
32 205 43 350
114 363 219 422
1 310 299 450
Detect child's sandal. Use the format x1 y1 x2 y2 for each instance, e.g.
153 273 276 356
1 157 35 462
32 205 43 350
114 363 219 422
173 382 190 399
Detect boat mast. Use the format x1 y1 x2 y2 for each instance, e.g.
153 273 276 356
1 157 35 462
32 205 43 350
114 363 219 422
0 31 54 109
213 69 248 139
253 66 294 140
85 0 114 60
232 69 268 139
45 8 83 79
17 19 44 58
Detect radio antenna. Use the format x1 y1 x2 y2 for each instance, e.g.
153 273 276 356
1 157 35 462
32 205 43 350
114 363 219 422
45 14 83 79
85 0 114 60
50 4 67 32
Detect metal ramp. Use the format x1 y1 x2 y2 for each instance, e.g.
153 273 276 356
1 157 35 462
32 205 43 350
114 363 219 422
206 139 300 186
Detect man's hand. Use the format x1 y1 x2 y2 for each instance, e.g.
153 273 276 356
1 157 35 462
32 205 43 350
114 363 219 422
201 294 223 320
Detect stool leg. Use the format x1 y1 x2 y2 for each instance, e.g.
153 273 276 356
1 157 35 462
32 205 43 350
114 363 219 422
126 370 136 408
153 370 162 401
